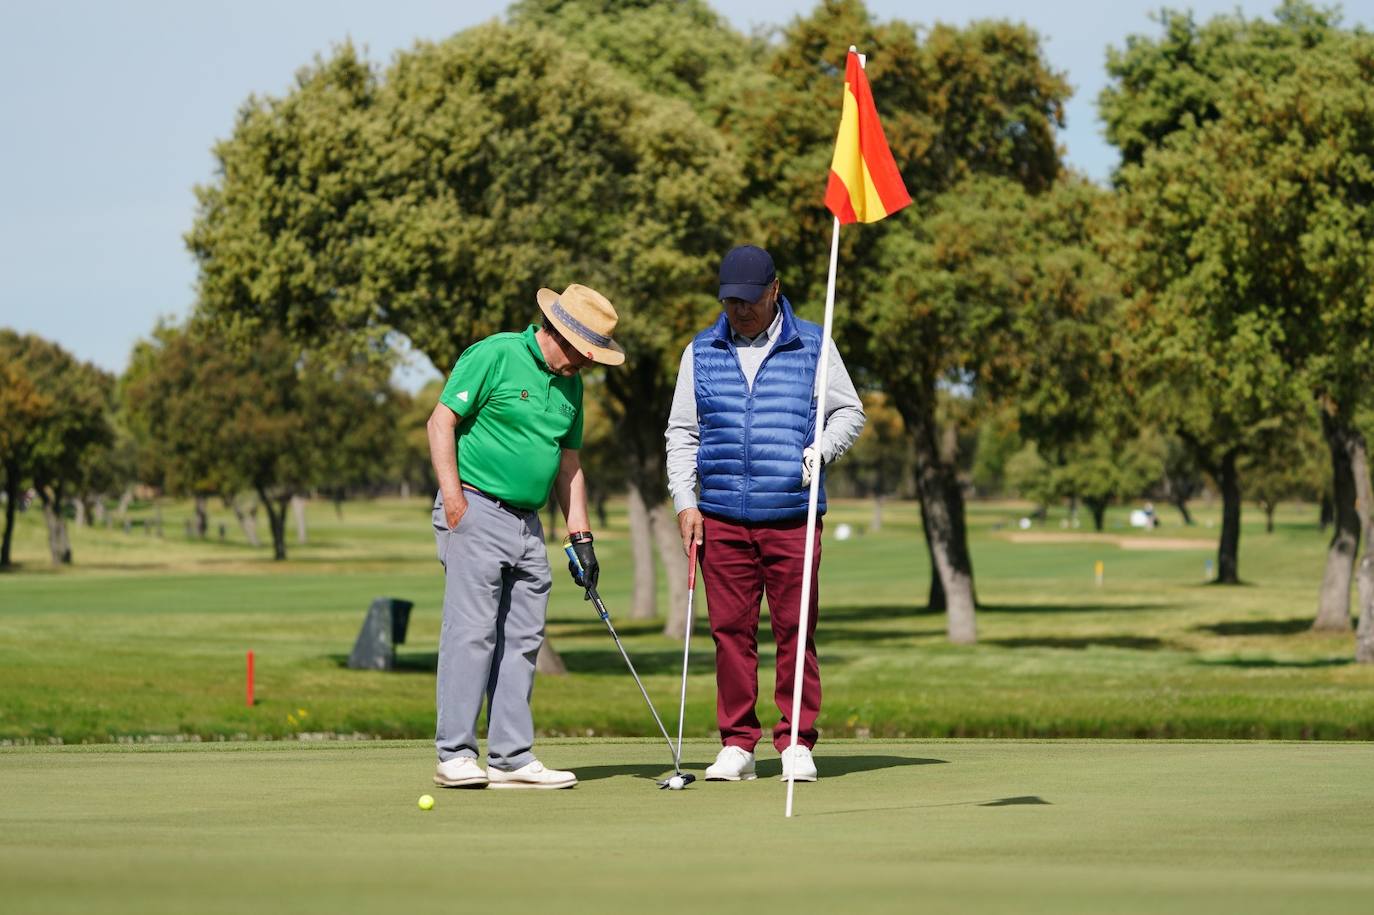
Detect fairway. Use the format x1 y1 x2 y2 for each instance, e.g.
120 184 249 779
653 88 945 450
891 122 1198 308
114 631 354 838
4 497 1374 745
3 738 1371 914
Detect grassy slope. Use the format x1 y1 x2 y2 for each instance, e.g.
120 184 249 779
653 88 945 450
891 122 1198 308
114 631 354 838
1 496 1372 741
2 739 1372 914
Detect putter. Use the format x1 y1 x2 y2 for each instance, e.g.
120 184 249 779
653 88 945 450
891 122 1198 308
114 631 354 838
672 540 699 784
564 542 696 790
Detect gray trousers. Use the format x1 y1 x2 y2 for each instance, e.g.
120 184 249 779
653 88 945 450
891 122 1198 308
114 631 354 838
432 489 551 770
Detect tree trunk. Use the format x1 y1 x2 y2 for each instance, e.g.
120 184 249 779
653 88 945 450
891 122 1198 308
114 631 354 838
193 495 209 539
1216 448 1241 584
1263 502 1275 534
1353 431 1374 662
38 485 72 565
656 500 690 639
625 481 657 620
1086 498 1107 532
2 467 19 569
291 495 307 544
908 400 976 643
871 494 883 532
918 492 945 611
1320 490 1334 532
601 355 677 624
226 494 262 547
258 487 289 561
594 489 609 530
535 639 567 675
1172 495 1195 526
73 499 88 527
1315 412 1359 631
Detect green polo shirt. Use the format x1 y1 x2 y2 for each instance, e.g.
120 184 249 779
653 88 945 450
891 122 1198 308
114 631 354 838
438 325 584 509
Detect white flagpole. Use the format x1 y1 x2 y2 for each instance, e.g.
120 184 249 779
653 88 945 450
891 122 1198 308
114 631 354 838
784 212 841 818
785 43 865 819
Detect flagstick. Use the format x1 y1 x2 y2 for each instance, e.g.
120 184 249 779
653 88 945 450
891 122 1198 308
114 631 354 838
784 213 841 818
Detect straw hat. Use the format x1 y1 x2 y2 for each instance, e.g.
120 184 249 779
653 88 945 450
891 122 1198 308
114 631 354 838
536 284 626 366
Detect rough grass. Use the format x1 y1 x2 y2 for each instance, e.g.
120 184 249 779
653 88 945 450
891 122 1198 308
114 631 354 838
1 496 1371 743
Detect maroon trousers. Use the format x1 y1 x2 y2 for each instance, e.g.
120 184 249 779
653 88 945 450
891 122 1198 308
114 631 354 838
700 515 822 753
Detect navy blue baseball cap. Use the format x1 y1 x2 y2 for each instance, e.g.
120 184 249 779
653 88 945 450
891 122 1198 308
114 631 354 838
718 245 776 303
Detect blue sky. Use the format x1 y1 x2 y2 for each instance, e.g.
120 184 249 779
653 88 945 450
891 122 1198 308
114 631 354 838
2 0 1366 382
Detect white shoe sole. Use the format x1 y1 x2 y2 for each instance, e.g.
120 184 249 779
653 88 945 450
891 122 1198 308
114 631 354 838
434 773 489 789
486 779 577 790
704 772 758 782
778 773 817 782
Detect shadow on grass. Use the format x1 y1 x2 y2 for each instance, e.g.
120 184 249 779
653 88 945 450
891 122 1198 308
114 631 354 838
823 605 938 621
755 754 948 779
820 626 947 643
981 795 1052 806
576 754 947 783
1196 618 1332 636
546 620 705 639
327 648 434 670
1197 656 1353 669
560 649 721 676
985 636 1167 651
980 602 1181 615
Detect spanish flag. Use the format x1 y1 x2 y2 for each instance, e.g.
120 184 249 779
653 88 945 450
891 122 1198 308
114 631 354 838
823 49 911 224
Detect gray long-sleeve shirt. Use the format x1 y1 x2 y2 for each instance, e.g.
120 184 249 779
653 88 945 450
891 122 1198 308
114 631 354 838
664 308 866 514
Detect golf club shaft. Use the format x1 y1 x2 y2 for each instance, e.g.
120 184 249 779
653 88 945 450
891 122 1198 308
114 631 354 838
676 540 698 766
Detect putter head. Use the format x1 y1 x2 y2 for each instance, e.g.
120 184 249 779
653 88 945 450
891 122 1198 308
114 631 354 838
657 773 696 790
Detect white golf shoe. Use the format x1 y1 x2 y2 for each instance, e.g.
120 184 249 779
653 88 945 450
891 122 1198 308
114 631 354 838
779 745 817 782
704 745 757 781
486 759 577 790
434 756 488 788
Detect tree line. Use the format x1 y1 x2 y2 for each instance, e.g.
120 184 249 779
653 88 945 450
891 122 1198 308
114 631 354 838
4 0 1372 661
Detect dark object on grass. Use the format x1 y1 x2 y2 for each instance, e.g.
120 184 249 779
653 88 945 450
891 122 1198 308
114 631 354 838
347 597 414 671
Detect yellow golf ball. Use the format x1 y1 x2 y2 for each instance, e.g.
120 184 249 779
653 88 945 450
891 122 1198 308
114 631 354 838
418 794 435 811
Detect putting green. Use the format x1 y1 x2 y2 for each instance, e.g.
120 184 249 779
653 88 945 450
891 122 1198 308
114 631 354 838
3 739 1371 913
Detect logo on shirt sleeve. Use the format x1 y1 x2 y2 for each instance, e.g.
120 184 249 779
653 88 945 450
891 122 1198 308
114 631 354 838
456 391 469 402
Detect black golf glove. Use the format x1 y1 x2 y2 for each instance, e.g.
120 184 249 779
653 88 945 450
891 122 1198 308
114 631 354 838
567 531 599 597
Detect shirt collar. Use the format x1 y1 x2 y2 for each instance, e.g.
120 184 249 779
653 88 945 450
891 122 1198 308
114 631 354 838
730 306 784 347
522 325 555 374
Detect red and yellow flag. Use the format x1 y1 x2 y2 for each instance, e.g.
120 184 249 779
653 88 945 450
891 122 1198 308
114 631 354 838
823 50 911 225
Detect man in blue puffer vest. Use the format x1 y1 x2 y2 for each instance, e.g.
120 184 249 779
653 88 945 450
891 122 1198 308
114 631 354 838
665 245 866 783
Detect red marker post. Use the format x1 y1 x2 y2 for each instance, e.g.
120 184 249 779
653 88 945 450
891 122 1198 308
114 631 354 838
246 650 255 707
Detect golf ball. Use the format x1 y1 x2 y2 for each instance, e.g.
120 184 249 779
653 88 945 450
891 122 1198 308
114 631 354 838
418 794 435 811
668 776 685 790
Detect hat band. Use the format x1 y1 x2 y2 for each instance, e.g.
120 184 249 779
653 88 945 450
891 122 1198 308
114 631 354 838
551 299 613 348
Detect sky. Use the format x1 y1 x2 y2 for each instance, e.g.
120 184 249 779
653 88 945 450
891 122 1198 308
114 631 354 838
2 0 1369 384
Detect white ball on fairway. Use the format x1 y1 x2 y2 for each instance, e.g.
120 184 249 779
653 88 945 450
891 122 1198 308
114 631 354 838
668 776 685 790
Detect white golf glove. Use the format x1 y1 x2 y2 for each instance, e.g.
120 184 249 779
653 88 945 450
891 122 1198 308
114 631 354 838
801 446 822 487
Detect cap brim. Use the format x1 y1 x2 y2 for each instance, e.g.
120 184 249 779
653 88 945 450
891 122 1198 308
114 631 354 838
537 289 626 366
718 283 769 303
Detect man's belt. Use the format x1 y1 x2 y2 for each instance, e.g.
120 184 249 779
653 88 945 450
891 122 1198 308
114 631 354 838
462 484 536 516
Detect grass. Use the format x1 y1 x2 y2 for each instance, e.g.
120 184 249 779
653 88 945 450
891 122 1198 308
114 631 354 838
1 495 1372 743
3 738 1373 914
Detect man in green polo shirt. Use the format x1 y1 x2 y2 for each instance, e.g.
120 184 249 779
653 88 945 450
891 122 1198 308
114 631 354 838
425 283 625 790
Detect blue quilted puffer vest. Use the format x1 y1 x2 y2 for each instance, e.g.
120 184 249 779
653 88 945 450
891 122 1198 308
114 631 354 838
693 296 826 523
